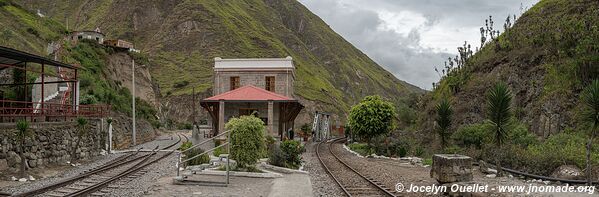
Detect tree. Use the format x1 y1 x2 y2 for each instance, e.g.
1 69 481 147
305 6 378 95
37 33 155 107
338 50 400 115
581 79 599 185
71 117 88 163
436 98 452 149
348 95 397 147
226 115 266 169
486 82 512 176
15 120 31 178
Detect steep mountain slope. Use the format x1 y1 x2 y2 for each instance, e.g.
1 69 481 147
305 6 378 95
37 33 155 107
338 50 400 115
0 2 159 146
17 0 423 123
419 0 599 138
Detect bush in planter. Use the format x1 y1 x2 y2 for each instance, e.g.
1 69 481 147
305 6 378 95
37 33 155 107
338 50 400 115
269 140 304 169
179 141 210 165
227 115 266 168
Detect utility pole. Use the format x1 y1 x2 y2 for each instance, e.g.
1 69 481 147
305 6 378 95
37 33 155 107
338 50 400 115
132 59 136 146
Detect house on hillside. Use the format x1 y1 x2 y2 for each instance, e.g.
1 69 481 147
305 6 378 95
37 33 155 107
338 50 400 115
103 39 134 50
200 57 304 140
69 27 104 44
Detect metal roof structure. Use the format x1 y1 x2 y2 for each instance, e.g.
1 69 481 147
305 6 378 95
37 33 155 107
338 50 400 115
203 85 296 102
0 46 78 69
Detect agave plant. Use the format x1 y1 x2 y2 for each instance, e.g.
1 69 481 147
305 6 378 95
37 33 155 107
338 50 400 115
581 79 599 185
16 120 30 178
487 82 512 176
436 98 452 149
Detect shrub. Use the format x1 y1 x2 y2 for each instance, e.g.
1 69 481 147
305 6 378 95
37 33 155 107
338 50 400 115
452 122 493 148
177 122 193 130
213 140 226 157
507 121 538 147
227 115 266 168
268 145 285 168
179 142 209 165
80 94 98 104
348 143 370 156
387 137 409 157
279 140 303 169
348 95 397 145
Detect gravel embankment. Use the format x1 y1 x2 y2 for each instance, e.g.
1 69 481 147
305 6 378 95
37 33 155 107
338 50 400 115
0 153 124 194
1 132 189 196
303 142 344 197
330 142 437 197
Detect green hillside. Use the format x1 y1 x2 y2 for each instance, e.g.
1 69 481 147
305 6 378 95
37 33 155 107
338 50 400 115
421 0 599 139
0 1 158 127
15 0 423 119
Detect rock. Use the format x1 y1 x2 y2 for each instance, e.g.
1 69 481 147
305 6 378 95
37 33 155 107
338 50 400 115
38 136 47 142
18 178 27 182
0 159 8 171
410 157 423 165
28 175 35 181
550 165 582 180
28 159 37 168
485 174 496 178
11 176 17 181
7 151 20 167
478 160 497 174
430 154 473 183
543 181 550 185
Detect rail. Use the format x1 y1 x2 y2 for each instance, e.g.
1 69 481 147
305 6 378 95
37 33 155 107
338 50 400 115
317 138 396 197
0 99 109 119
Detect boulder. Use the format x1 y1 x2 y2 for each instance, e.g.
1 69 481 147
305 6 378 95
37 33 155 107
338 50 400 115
430 154 473 183
551 165 582 180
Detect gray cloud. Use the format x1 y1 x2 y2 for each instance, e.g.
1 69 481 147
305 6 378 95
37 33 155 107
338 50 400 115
298 0 538 89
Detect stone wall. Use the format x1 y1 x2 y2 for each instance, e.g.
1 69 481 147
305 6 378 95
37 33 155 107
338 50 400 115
109 114 158 150
0 120 104 171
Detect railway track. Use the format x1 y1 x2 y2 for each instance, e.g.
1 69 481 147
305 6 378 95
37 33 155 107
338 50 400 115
316 138 397 197
13 133 185 197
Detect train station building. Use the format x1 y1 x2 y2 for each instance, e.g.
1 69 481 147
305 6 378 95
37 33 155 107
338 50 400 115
200 57 304 140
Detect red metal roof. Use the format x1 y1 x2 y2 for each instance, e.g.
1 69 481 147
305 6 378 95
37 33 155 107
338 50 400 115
204 85 294 101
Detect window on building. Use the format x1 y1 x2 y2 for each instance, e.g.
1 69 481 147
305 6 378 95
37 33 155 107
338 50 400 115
265 76 275 92
230 76 240 90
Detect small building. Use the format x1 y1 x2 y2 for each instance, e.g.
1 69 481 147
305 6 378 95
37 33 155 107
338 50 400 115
69 27 104 44
103 39 134 49
201 57 303 139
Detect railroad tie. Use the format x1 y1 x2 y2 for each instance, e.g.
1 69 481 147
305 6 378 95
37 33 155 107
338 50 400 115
45 192 67 197
90 192 106 196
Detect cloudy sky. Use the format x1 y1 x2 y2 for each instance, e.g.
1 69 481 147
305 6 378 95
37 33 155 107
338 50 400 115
298 0 539 90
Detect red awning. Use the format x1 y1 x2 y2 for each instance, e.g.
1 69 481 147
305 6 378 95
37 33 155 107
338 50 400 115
204 85 294 101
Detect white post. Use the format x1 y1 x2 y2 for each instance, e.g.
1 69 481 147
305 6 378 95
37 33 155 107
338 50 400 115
108 122 113 153
132 59 136 146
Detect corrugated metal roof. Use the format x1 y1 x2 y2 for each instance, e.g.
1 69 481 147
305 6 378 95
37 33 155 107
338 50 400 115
203 85 294 101
0 46 77 69
214 56 294 69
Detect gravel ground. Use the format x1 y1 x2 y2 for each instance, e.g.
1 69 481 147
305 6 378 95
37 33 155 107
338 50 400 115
0 131 190 196
330 142 436 197
303 141 344 197
0 153 124 195
330 141 595 197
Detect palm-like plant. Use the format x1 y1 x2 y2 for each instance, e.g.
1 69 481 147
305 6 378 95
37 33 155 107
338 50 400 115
16 120 30 178
71 117 88 163
436 98 452 149
487 82 512 176
581 79 599 185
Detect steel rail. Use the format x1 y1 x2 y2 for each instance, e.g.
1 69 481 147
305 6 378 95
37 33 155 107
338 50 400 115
12 149 143 197
14 133 183 197
67 135 184 196
327 138 397 197
316 138 352 196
